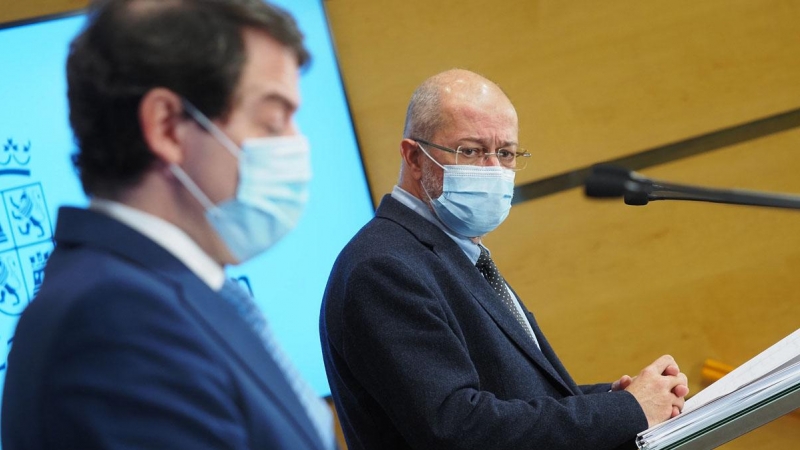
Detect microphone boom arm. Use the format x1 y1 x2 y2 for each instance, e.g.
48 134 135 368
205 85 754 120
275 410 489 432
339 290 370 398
639 181 800 210
585 164 800 211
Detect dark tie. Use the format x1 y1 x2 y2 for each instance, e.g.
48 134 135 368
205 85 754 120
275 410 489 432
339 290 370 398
475 247 540 347
218 279 334 449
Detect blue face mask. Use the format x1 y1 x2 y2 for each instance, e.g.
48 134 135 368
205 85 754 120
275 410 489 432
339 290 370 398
419 144 515 237
170 102 311 263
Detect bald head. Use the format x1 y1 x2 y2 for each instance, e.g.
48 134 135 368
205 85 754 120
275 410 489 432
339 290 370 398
402 69 517 141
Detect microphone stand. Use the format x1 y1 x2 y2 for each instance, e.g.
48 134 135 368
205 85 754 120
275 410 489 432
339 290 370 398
585 164 800 211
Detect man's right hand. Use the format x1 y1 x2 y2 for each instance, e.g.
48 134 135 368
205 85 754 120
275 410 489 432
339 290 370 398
624 355 690 427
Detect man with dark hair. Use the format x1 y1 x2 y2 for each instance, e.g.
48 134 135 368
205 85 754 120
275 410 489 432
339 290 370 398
320 69 689 450
2 1 332 449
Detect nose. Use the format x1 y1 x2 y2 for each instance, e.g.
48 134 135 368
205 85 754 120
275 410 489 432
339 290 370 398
482 152 503 167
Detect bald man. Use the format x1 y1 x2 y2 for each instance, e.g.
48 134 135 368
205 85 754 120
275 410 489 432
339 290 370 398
319 69 689 450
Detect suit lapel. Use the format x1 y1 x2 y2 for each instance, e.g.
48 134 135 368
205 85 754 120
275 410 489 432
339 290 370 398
376 197 576 396
527 314 581 396
54 207 324 450
447 246 576 396
507 284 580 396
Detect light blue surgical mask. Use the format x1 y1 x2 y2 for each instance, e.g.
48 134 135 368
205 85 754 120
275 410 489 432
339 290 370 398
170 101 311 263
419 143 515 237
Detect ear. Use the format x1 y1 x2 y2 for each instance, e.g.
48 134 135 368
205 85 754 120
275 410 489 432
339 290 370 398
400 138 424 181
139 88 191 165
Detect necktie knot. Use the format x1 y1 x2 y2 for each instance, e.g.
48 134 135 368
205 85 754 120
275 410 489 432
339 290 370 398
476 247 503 285
219 279 266 333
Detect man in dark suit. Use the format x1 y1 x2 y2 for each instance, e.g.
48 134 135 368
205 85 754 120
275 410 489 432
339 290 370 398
2 1 333 449
320 69 689 449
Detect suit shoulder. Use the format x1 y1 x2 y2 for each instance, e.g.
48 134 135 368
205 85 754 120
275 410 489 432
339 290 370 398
341 215 427 258
15 246 187 352
40 245 178 304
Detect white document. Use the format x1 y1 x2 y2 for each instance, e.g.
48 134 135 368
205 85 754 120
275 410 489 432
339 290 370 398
682 328 800 414
636 328 800 450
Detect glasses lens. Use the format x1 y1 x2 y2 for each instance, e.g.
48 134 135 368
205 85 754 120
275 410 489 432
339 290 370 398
496 149 517 168
513 153 528 171
455 147 528 171
454 147 480 166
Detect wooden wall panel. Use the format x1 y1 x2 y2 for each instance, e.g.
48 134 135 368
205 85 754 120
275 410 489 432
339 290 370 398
0 0 87 25
325 0 800 200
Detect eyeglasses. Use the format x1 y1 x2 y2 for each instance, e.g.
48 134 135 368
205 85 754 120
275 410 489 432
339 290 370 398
414 138 530 171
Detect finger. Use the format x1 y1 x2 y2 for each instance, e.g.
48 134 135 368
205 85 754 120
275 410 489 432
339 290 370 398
662 364 680 377
612 375 631 391
663 371 689 391
650 355 677 374
673 383 690 398
669 393 686 421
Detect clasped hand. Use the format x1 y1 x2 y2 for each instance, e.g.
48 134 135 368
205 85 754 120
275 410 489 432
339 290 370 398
611 355 690 427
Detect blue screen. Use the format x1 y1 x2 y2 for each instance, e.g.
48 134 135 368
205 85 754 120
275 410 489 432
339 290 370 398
0 0 372 411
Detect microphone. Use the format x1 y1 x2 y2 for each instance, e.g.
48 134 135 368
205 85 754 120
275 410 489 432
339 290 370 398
584 164 800 210
583 164 651 199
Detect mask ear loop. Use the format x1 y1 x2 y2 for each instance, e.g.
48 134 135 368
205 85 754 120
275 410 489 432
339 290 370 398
169 165 224 218
175 99 242 218
416 142 445 207
182 100 242 158
416 142 446 170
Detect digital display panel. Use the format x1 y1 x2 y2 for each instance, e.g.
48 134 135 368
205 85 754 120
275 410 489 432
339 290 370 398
0 0 372 414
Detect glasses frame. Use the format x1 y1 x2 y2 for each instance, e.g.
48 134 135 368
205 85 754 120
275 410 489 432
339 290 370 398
414 138 530 171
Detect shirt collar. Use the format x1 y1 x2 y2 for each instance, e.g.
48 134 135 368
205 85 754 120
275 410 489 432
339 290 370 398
89 199 226 290
391 185 483 264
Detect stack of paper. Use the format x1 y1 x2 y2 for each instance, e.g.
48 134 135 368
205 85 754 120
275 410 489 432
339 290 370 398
636 328 800 450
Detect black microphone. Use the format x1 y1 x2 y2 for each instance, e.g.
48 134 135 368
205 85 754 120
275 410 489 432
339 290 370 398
583 164 637 197
584 164 800 211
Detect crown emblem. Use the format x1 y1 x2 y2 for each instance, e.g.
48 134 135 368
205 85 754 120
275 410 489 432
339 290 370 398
1 139 32 177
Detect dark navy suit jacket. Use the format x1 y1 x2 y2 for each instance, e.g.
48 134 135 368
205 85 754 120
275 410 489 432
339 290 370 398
2 207 326 450
321 195 647 450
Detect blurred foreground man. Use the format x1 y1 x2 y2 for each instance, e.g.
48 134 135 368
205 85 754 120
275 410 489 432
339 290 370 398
2 1 333 449
320 69 689 450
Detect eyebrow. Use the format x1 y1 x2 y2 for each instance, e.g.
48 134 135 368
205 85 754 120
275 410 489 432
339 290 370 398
457 137 519 148
257 92 298 113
